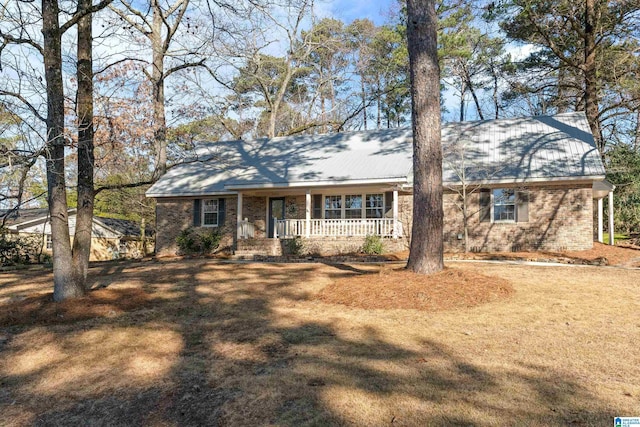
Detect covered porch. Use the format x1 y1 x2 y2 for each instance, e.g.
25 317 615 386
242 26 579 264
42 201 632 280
232 184 408 242
593 179 616 245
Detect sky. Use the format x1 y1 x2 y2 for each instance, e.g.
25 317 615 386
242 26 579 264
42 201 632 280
317 0 396 26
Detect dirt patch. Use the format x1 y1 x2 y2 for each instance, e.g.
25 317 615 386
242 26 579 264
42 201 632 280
0 288 152 328
316 266 514 311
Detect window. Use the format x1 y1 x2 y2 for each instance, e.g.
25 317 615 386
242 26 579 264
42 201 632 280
493 189 516 222
323 193 388 219
202 199 219 226
46 235 52 250
324 195 342 219
345 195 362 218
366 194 384 218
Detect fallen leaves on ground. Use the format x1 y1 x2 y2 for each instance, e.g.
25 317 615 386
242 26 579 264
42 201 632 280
0 288 152 327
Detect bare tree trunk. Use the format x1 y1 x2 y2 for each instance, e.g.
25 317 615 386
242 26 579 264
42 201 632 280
459 82 465 122
406 0 444 275
635 110 640 151
490 58 500 119
462 184 469 253
584 0 603 155
556 65 568 113
361 76 367 129
376 77 381 129
72 0 95 291
468 82 484 121
43 0 83 301
151 0 167 177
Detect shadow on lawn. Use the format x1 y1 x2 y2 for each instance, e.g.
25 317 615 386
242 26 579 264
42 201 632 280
0 259 620 425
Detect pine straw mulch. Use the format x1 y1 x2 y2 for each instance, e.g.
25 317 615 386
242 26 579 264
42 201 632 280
388 242 640 267
316 266 514 311
0 288 152 328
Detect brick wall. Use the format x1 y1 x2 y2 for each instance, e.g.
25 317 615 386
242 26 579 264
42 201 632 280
155 199 193 256
154 183 593 256
155 196 238 256
441 183 593 252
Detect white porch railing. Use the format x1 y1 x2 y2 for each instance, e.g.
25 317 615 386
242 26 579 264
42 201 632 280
238 220 255 239
274 218 402 238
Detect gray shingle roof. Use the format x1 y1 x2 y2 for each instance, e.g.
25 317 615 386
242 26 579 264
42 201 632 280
1 208 50 227
93 217 154 237
146 112 605 197
1 209 153 237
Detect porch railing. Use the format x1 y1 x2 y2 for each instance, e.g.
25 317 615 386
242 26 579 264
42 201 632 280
238 219 255 239
274 218 402 238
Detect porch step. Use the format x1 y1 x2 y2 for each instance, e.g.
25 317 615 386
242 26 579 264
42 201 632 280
235 238 283 257
231 250 274 260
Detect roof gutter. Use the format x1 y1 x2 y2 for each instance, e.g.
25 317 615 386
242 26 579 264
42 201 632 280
145 190 238 198
223 177 409 191
442 175 606 187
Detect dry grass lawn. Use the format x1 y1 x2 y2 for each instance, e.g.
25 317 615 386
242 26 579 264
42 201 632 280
0 258 639 426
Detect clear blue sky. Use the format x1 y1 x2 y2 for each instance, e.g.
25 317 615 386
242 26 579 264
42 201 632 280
318 0 396 25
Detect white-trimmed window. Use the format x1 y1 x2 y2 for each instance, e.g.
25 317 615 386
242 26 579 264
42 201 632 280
345 195 362 218
493 189 516 222
366 194 384 218
324 195 342 219
323 193 386 219
46 235 53 250
202 199 219 226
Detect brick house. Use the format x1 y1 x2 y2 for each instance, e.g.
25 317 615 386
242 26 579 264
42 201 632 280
147 112 613 257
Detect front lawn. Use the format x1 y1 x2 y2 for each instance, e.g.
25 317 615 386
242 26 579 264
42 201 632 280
1 259 638 426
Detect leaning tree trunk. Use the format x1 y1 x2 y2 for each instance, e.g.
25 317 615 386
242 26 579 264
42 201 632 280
72 0 95 291
406 0 444 274
43 0 83 301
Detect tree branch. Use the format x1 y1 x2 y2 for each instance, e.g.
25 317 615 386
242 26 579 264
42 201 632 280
61 0 114 34
0 90 46 122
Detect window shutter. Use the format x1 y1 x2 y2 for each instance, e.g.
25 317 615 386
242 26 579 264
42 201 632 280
193 199 201 226
384 191 393 218
218 198 226 226
312 195 322 219
479 189 491 223
516 191 529 222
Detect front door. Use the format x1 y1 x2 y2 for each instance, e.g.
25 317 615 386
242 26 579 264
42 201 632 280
268 197 285 238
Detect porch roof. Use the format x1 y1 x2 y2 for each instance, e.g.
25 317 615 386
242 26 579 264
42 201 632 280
147 112 606 198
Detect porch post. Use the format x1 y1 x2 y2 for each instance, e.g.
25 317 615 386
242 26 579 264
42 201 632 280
392 189 399 239
597 197 603 243
305 190 311 238
237 192 243 239
608 191 614 245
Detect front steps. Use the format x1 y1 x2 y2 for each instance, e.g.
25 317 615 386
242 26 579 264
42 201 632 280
233 238 282 259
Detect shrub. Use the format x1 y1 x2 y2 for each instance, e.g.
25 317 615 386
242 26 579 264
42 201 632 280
0 231 43 265
361 235 384 255
284 237 305 256
176 227 222 255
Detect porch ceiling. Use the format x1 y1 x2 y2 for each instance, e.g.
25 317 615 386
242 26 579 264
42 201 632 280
592 179 615 199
